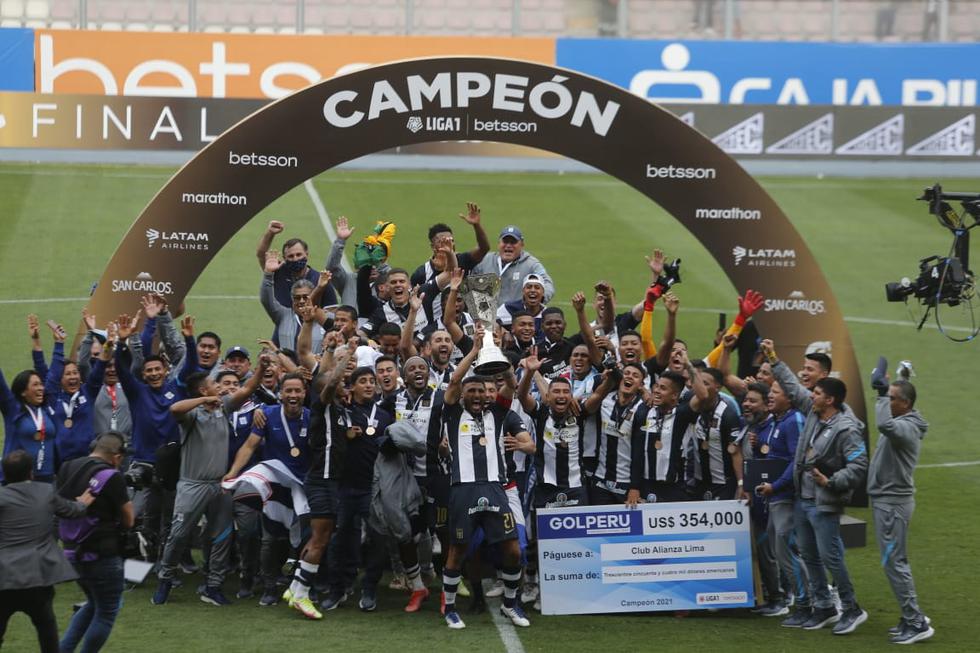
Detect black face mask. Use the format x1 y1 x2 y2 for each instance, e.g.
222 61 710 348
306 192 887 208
283 258 308 275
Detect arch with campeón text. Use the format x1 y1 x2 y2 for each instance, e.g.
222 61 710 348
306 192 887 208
87 56 864 423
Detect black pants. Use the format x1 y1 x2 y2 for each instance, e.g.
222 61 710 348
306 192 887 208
0 586 59 653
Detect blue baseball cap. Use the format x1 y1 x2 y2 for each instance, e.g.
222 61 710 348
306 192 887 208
224 346 250 360
499 225 524 242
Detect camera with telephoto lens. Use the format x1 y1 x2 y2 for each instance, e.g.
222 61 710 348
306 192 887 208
124 462 155 490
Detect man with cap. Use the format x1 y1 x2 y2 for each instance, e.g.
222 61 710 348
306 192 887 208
472 226 554 305
496 274 548 336
214 346 252 382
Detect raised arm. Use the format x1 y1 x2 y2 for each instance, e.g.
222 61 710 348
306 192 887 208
256 220 284 270
399 288 424 360
760 339 813 414
458 202 489 263
443 268 465 343
228 356 270 411
44 337 66 396
594 282 616 333
582 369 616 415
295 303 320 370
260 255 290 323
684 353 710 413
516 346 543 414
572 291 603 365
309 269 334 312
655 291 679 370
319 339 356 404
704 290 764 367
444 323 484 406
718 333 748 397
176 316 199 386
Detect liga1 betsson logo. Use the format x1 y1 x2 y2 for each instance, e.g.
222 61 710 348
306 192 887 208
646 164 717 180
405 115 462 134
732 245 796 267
324 72 621 137
146 228 209 251
765 290 826 315
695 207 760 220
111 271 173 295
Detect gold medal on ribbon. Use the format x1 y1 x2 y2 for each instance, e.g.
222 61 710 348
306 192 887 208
760 444 770 455
727 443 737 455
64 418 73 429
478 437 487 446
366 426 376 436
654 440 663 450
290 447 300 458
34 431 43 441
700 440 709 451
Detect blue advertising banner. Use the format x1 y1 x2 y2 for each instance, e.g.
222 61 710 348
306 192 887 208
0 28 35 92
537 501 754 615
556 38 980 107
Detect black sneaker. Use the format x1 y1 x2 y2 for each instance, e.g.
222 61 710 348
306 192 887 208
889 616 931 636
781 608 812 628
258 590 279 607
891 619 935 645
151 579 173 605
759 600 791 617
832 605 868 635
802 606 840 630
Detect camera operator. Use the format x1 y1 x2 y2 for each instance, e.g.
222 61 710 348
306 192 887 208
868 371 933 644
760 339 868 635
56 431 134 653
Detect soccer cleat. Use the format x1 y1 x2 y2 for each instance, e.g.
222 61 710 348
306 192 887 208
500 604 531 628
520 582 539 604
151 579 173 605
258 591 279 607
485 579 504 598
456 579 471 598
320 592 348 612
832 605 868 635
890 615 931 636
282 587 294 603
781 608 812 628
405 588 430 613
359 590 377 612
891 619 935 645
444 610 466 630
291 596 323 620
802 606 840 630
759 601 791 617
200 587 232 606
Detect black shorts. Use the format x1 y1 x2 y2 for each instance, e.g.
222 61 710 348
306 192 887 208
305 478 339 518
533 484 588 510
417 474 450 529
591 478 630 506
448 482 517 546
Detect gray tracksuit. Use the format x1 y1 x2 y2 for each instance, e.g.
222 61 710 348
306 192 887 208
471 250 555 304
869 395 928 624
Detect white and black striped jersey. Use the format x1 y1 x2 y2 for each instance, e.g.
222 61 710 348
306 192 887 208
381 386 446 478
307 398 348 482
529 401 584 489
574 371 602 458
632 402 696 484
594 393 644 485
427 364 454 393
442 402 528 485
690 400 741 485
501 397 534 477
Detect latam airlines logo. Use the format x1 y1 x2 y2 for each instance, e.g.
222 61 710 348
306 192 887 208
765 290 826 315
146 228 210 251
732 246 796 267
323 72 621 137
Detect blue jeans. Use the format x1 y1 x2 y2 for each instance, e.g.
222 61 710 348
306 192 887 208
794 499 856 611
59 556 124 653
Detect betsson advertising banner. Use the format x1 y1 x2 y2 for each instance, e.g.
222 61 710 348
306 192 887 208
32 29 555 99
556 38 980 107
0 28 34 92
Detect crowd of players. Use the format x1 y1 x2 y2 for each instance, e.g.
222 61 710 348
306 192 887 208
0 204 933 645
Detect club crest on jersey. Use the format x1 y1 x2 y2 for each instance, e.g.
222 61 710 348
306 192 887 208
468 496 500 515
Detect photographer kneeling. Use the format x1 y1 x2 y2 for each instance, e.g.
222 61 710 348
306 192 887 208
57 431 134 653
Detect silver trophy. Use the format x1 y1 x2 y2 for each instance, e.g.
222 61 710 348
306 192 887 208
460 273 511 376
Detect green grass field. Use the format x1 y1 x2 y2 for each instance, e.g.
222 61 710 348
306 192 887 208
1 163 978 652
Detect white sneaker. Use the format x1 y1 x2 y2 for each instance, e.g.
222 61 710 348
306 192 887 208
829 585 842 612
500 604 531 627
533 597 541 611
485 579 505 598
445 610 466 630
520 582 539 604
432 537 442 556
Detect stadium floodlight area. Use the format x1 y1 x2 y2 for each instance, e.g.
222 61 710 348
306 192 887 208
1 0 978 42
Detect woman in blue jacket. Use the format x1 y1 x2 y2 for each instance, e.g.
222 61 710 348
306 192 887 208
0 367 59 482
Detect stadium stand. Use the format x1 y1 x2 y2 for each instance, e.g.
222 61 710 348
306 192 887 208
0 0 977 41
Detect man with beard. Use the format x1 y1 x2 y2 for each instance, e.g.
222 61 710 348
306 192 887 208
255 220 339 311
472 226 554 305
535 294 603 380
439 326 534 630
754 380 808 618
400 289 456 391
151 358 268 606
226 372 313 608
496 274 547 334
114 313 198 561
380 355 449 612
628 369 700 506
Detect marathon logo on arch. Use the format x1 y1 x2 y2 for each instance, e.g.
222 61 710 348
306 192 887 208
537 509 642 539
732 246 796 267
646 164 717 180
322 72 621 137
765 290 825 315
146 228 210 251
181 191 247 206
695 207 761 221
111 271 174 295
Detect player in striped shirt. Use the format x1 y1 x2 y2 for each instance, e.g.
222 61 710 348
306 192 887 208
439 327 534 630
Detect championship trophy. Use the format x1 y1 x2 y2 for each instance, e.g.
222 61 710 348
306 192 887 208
460 273 511 375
